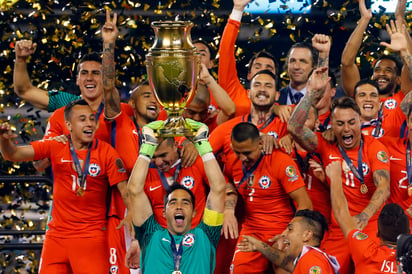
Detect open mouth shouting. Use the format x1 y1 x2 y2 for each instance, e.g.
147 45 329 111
174 213 185 226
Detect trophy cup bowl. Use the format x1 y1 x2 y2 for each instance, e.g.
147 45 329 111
146 21 200 137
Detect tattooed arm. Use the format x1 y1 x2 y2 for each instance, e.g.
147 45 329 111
237 235 295 272
102 10 121 119
287 67 329 153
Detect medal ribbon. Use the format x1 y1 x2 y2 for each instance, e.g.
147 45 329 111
95 102 104 120
406 141 412 187
169 233 184 272
294 147 311 174
371 106 383 138
69 137 95 191
338 138 364 184
156 160 182 191
132 117 143 146
236 152 264 190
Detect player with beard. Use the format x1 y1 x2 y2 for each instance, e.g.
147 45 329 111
288 67 390 274
341 0 412 104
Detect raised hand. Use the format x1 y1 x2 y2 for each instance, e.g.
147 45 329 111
139 120 164 158
325 160 342 181
359 0 372 20
233 0 253 11
306 66 329 100
102 9 118 43
15 40 37 61
185 118 212 156
380 20 408 53
0 123 17 140
312 34 331 55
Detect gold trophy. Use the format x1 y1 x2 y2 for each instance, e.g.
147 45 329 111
146 21 200 137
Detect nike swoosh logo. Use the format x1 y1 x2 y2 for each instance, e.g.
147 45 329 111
161 238 171 243
329 155 341 160
390 156 402 161
132 129 139 136
61 158 72 163
149 185 162 191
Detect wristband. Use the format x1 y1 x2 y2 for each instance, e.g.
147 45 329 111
201 152 215 162
138 154 151 163
139 143 157 159
230 9 243 21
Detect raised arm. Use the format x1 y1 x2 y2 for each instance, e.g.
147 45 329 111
380 20 412 94
13 40 50 110
341 0 372 96
287 67 329 153
128 121 164 226
0 123 35 162
102 10 121 119
312 34 331 69
325 161 356 238
199 64 236 124
222 182 239 239
186 119 225 213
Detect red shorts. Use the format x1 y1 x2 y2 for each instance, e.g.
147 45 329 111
107 216 129 274
39 234 108 274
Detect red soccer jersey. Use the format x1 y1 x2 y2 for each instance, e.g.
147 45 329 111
292 149 331 223
143 157 209 229
218 18 251 117
316 133 390 234
31 139 128 238
227 151 306 232
294 246 339 274
379 137 412 225
348 229 399 274
210 114 287 177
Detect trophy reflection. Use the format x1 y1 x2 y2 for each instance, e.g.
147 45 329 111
146 21 200 137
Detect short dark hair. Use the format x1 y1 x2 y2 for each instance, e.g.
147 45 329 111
130 80 151 100
77 52 102 73
193 39 216 60
295 209 328 246
374 54 402 76
284 41 318 71
64 99 90 121
353 79 380 98
251 69 278 85
397 234 412 274
378 203 410 243
247 50 278 74
331 96 361 117
164 183 196 209
231 122 260 143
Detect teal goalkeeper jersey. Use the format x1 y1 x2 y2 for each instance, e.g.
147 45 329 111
135 215 222 274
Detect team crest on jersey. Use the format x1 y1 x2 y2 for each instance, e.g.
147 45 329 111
377 151 388 163
88 163 101 177
267 131 279 139
285 165 298 182
362 162 370 176
115 158 126 173
182 233 195 247
353 230 368 240
309 266 322 274
110 265 118 274
180 176 195 190
384 99 397 110
258 176 271 189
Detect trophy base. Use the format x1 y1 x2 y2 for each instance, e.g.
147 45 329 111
159 116 194 137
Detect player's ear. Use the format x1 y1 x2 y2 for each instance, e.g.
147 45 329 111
191 209 197 218
163 209 166 218
302 230 313 242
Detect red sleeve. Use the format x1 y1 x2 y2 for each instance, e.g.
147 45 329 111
218 18 251 117
366 137 390 172
101 143 129 186
348 229 377 263
276 151 306 194
209 119 231 154
31 139 53 160
121 103 134 117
